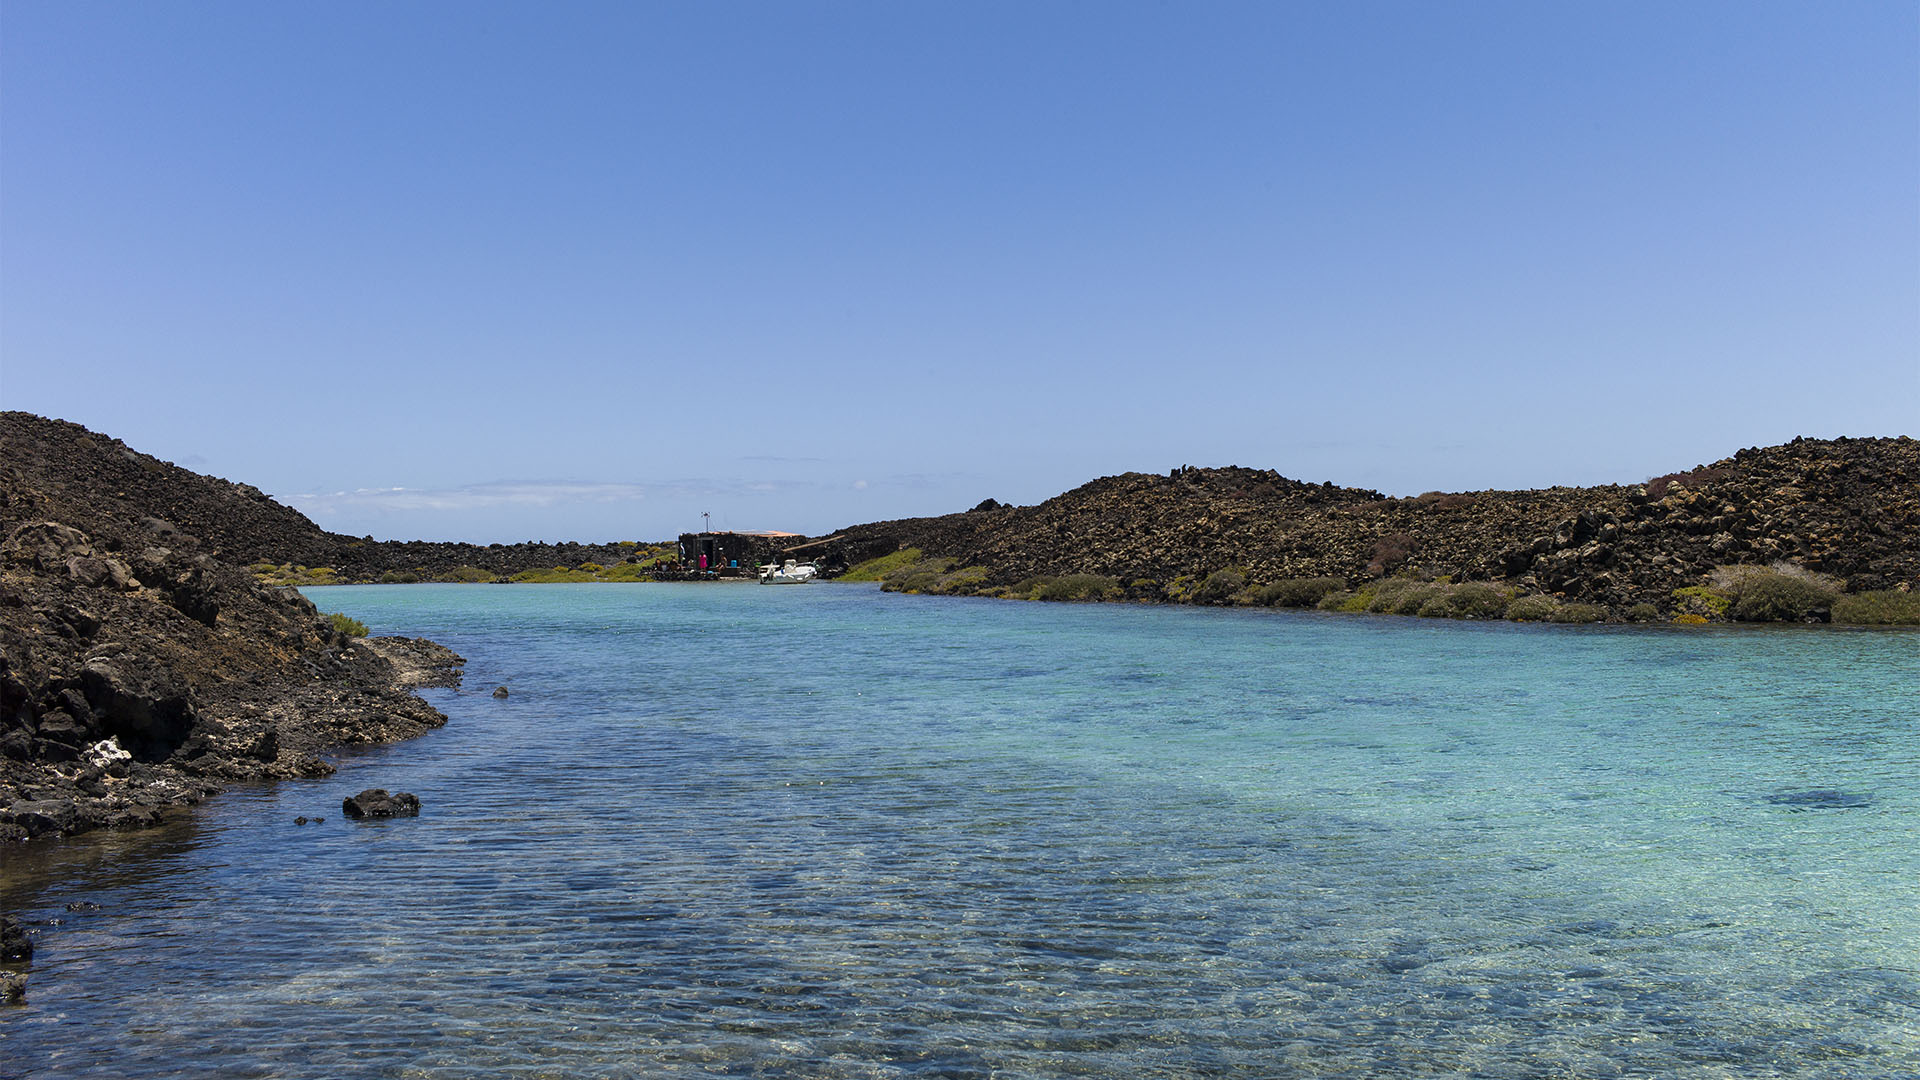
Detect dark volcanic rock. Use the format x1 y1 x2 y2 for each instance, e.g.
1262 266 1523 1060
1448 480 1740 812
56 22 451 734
342 788 420 819
2 412 465 842
1 914 31 960
820 437 1919 617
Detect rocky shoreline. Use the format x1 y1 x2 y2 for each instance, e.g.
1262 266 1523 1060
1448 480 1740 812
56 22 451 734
3 414 466 844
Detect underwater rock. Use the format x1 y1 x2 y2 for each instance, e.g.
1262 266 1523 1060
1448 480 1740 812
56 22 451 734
1765 789 1872 811
0 971 25 1005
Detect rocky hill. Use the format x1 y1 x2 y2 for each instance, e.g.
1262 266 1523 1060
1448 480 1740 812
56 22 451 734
824 437 1920 617
2 414 463 842
0 412 654 583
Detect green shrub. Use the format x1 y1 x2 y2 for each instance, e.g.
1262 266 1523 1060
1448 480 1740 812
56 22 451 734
1417 582 1511 620
327 612 369 637
1368 578 1444 615
1724 569 1839 622
1730 575 1837 622
841 548 924 582
597 562 656 582
1832 590 1920 626
379 570 422 584
440 565 499 583
1626 602 1663 622
1505 594 1559 622
1696 562 1843 623
934 566 992 594
881 557 957 593
1547 603 1606 624
1319 586 1373 613
1257 577 1348 608
1190 568 1246 605
1028 574 1122 602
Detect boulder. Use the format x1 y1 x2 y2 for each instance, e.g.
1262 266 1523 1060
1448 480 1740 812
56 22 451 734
342 789 420 819
79 657 196 761
2 521 91 570
0 914 30 960
0 971 24 1005
5 800 78 838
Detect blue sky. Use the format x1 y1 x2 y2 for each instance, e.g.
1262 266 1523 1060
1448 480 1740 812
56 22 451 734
3 2 1914 543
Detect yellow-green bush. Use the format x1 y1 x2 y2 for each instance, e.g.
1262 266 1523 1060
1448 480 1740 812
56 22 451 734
327 612 369 637
841 548 923 582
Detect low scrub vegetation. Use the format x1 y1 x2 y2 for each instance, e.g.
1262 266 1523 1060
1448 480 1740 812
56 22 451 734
1255 577 1348 608
1189 568 1246 605
877 557 996 597
1831 590 1920 626
1546 602 1606 624
841 548 924 582
327 612 369 637
253 564 341 587
1003 574 1123 602
1672 562 1843 623
510 566 599 584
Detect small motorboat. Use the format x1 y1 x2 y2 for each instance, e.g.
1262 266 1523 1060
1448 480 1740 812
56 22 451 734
760 559 819 584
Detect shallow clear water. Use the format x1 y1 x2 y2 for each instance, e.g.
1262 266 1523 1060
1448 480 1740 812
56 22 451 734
3 583 1917 1078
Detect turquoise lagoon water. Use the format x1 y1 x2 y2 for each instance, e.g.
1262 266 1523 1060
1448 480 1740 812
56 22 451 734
2 583 1916 1078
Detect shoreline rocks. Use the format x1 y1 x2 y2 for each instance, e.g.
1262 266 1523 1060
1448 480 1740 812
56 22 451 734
2 412 465 843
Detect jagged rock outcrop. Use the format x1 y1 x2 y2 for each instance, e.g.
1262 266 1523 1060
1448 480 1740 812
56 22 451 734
2 417 465 842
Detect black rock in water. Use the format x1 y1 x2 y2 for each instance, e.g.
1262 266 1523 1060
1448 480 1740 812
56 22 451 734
492 686 509 699
342 789 420 819
1 915 31 960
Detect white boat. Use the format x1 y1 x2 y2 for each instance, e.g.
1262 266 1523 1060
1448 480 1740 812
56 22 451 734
760 559 819 584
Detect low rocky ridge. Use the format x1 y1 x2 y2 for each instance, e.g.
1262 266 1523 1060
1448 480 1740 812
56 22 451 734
3 417 466 843
824 438 1919 619
0 412 656 583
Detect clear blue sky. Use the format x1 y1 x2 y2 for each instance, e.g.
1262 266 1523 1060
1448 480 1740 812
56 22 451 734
3 2 1914 543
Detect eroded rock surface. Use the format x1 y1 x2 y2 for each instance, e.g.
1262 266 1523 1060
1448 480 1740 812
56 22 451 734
2 413 464 841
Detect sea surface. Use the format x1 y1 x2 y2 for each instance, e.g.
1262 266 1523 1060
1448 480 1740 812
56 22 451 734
3 583 1917 1079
